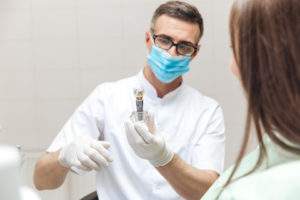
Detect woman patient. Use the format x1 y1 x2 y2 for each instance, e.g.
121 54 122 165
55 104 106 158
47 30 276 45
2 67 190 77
202 0 300 199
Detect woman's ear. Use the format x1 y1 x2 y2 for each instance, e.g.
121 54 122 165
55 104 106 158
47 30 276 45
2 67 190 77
230 56 240 78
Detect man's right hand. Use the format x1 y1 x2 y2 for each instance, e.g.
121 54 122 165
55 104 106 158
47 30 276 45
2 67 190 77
58 136 113 171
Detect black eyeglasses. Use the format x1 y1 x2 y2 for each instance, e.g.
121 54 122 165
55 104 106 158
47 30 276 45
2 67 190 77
152 34 198 56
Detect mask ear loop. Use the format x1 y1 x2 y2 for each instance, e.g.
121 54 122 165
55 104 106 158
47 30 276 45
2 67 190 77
147 31 156 56
149 33 157 49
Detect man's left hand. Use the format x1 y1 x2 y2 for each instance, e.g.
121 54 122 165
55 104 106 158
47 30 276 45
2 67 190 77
124 114 174 167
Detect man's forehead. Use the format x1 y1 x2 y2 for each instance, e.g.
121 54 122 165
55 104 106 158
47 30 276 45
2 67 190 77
153 15 200 44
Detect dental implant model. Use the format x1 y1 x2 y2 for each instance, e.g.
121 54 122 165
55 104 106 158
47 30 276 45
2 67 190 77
134 88 144 121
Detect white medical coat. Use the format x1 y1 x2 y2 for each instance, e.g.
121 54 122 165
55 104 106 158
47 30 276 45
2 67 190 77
47 71 225 200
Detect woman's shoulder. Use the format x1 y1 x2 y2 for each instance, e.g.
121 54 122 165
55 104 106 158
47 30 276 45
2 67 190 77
219 161 300 200
201 146 262 200
202 135 300 200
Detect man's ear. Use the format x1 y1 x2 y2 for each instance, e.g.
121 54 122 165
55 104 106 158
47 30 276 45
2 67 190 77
145 31 152 52
191 45 201 60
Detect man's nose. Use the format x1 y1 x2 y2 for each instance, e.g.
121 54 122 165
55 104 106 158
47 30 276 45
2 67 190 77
168 45 178 57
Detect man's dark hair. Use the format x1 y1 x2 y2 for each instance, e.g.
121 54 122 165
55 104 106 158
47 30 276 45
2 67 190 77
151 1 204 39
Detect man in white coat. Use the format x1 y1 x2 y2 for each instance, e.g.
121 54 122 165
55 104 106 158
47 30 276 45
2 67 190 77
33 1 225 199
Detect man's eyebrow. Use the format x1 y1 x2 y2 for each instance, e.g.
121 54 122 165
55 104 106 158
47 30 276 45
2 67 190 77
157 34 173 40
158 34 195 44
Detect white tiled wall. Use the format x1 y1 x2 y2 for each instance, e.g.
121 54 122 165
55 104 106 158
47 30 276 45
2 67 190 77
0 0 251 199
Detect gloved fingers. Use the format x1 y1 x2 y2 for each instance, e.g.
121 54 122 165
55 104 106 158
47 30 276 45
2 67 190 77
144 111 156 134
99 141 111 149
74 159 91 171
85 148 110 168
77 151 101 171
77 165 91 171
71 155 92 171
134 121 154 143
90 142 113 162
144 111 155 124
125 120 144 144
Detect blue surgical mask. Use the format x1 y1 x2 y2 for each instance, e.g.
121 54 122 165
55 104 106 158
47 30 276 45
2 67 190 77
147 45 191 83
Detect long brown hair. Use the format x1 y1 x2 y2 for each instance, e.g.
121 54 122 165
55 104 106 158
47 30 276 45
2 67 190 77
225 0 300 189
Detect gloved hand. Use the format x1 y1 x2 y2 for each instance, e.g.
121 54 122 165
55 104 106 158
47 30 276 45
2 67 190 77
58 136 113 171
124 113 174 167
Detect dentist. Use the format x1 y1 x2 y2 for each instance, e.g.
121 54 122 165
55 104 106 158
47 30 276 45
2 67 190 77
34 1 225 199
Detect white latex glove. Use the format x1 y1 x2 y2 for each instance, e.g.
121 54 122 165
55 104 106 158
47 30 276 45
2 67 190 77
58 136 113 171
124 114 174 167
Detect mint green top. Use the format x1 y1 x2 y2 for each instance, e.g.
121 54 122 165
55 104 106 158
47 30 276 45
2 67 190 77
201 135 300 200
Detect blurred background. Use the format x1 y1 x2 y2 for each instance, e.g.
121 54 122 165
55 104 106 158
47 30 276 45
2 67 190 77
0 0 255 199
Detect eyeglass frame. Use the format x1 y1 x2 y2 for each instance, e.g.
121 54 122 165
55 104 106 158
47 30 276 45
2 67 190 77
151 33 200 56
